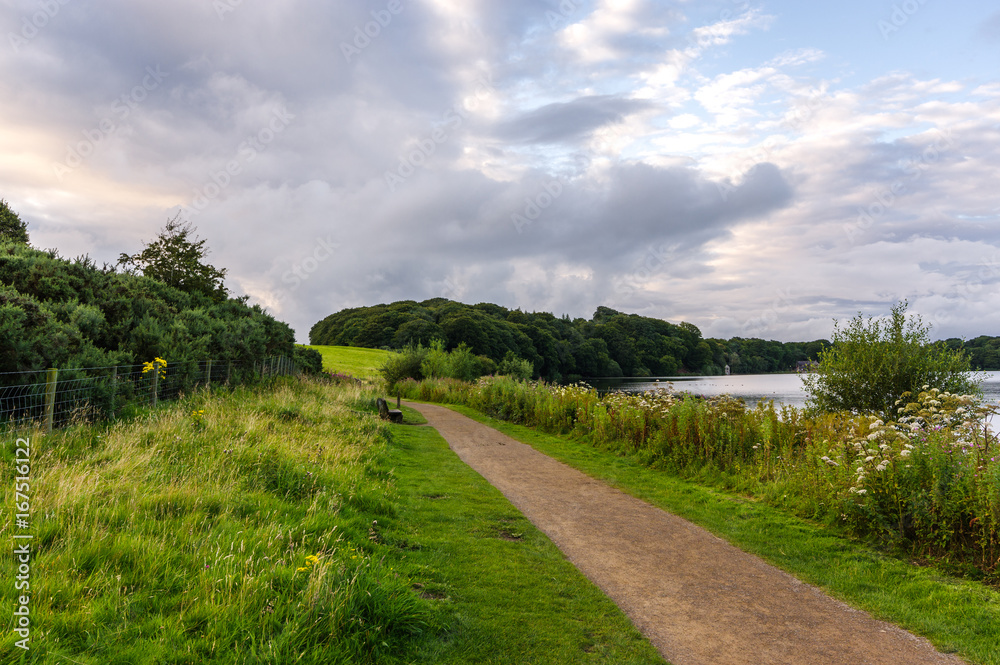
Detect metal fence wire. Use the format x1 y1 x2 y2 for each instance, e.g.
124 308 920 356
0 355 300 434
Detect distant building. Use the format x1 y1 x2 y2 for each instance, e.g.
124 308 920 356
724 364 731 375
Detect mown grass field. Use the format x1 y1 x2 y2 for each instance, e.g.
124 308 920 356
303 345 390 378
0 379 664 664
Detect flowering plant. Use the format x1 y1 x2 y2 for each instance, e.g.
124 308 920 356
142 357 167 380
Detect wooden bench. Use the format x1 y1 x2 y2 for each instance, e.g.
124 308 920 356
376 397 403 424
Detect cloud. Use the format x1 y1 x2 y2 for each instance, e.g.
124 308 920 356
1 0 999 345
495 95 656 144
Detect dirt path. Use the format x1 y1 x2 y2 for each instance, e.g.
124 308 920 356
406 401 965 665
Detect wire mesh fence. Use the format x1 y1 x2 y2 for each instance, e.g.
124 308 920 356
0 355 301 434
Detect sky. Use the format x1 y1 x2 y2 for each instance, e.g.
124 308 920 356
1 0 999 344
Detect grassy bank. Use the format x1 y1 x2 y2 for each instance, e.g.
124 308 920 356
1 379 664 664
398 376 1000 580
305 345 390 378
439 403 1000 665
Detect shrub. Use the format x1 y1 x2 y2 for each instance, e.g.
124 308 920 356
498 352 534 380
293 345 324 374
379 344 428 388
0 199 29 244
802 301 979 419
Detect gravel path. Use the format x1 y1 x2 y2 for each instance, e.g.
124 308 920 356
407 401 966 665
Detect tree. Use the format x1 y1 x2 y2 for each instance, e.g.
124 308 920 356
118 215 228 302
0 199 30 244
802 301 979 418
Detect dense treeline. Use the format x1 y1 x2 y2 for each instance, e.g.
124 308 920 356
946 336 1000 371
310 299 831 381
0 241 307 381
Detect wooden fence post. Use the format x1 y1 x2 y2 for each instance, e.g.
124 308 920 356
43 368 58 434
110 365 118 418
205 359 212 388
151 365 159 409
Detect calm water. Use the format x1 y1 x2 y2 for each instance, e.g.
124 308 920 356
594 371 1000 410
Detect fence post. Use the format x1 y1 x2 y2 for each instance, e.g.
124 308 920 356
43 368 58 434
151 365 159 409
205 359 212 388
227 361 232 385
110 365 118 418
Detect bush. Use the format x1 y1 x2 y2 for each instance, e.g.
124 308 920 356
0 199 29 244
498 352 533 380
379 344 428 388
293 345 324 374
802 301 979 419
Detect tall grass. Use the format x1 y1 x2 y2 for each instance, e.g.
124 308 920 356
399 376 1000 580
1 378 439 664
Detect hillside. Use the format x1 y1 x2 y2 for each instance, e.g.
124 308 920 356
309 300 830 380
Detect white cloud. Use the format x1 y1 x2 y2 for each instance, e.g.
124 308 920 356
0 0 998 344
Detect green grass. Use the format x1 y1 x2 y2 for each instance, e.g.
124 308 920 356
436 403 1000 665
1 380 433 664
306 345 391 378
382 406 667 664
0 381 665 664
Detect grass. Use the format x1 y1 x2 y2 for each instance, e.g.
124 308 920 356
398 376 1000 579
382 406 667 664
2 379 432 664
0 380 666 664
305 345 390 378
437 402 1000 665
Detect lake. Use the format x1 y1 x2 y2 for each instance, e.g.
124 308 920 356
594 370 1000 410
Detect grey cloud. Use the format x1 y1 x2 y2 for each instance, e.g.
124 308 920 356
495 96 656 144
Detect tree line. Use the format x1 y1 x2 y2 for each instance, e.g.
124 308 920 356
0 200 321 382
310 299 835 381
